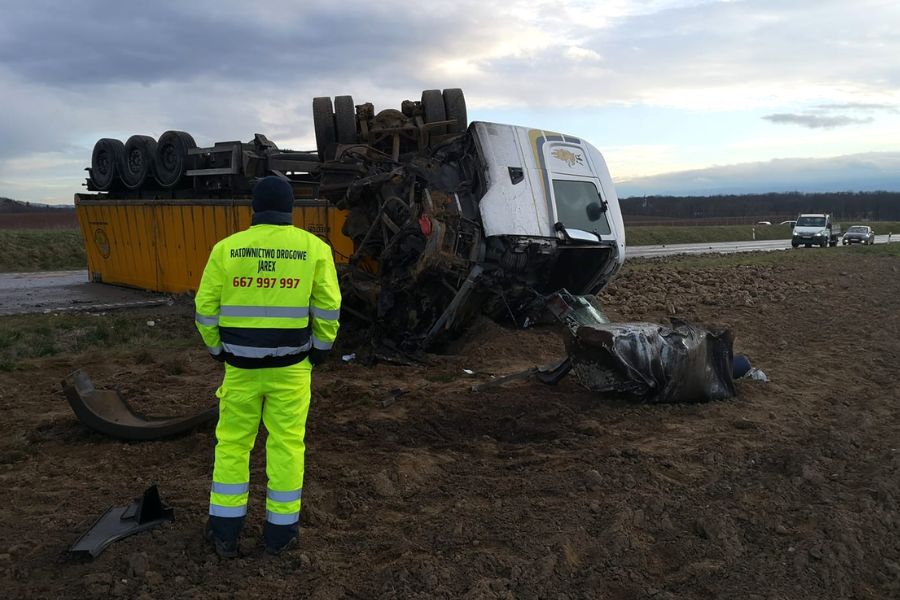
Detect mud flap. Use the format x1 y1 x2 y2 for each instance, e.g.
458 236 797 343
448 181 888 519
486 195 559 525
70 484 175 558
61 369 217 440
566 319 736 403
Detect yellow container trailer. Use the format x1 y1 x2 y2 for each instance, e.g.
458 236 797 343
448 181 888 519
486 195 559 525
76 194 352 294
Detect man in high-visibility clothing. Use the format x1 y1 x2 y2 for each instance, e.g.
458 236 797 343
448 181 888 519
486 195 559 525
195 176 341 557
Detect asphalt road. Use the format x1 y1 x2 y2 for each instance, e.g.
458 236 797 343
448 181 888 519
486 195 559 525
0 270 167 316
627 235 895 258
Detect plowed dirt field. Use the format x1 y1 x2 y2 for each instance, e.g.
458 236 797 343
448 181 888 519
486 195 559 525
1 247 898 599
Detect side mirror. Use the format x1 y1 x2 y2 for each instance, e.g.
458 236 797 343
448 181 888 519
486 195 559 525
586 202 606 221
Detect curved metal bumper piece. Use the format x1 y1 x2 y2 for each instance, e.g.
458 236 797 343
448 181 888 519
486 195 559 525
61 369 217 440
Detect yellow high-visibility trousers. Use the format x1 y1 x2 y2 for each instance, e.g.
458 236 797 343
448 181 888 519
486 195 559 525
209 360 311 525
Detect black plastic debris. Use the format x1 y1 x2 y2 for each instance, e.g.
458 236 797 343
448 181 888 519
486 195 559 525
546 290 737 403
70 484 175 558
565 319 736 403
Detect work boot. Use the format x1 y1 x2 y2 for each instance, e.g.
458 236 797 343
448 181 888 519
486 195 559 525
263 521 299 556
205 517 243 559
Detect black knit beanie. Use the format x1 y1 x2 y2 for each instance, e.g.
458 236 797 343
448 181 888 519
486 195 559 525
252 176 294 214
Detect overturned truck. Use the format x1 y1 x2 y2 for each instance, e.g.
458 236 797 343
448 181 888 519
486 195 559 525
80 89 626 352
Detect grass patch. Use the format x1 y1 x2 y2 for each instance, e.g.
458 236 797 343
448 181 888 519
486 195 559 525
625 221 900 246
0 228 86 272
848 240 900 258
623 237 900 272
0 311 194 371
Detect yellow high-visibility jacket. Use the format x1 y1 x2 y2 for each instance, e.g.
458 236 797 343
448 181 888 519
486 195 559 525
194 223 341 369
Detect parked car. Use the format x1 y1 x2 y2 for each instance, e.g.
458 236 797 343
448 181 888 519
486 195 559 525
756 220 772 226
780 220 797 227
842 225 875 245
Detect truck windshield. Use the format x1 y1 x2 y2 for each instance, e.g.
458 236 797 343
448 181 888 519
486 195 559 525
796 216 826 227
552 179 611 236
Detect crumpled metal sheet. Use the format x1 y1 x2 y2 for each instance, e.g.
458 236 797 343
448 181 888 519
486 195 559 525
566 318 736 403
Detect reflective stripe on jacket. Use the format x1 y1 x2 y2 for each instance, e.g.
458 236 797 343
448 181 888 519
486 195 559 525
195 222 341 368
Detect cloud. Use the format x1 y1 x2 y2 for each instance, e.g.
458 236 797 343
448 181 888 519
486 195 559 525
761 101 899 129
814 103 899 113
565 46 603 62
762 113 874 129
2 0 900 202
0 2 466 87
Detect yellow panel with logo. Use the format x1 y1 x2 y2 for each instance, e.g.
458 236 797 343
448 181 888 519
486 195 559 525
75 195 352 294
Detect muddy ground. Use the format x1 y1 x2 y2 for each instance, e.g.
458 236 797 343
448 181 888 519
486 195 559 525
1 248 898 599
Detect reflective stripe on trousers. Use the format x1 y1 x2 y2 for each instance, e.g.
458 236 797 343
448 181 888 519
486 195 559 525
267 487 302 525
210 361 312 524
209 481 249 518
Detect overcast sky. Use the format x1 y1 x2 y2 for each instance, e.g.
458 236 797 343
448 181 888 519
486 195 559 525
2 0 899 201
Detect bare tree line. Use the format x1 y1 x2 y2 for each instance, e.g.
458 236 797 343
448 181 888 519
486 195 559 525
620 191 900 223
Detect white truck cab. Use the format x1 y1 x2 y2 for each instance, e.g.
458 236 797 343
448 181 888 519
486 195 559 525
472 122 626 295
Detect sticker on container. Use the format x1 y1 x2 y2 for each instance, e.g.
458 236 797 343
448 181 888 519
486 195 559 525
94 228 111 259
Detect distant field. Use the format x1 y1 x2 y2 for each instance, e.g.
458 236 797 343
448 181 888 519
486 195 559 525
625 221 900 246
0 229 86 272
0 211 78 229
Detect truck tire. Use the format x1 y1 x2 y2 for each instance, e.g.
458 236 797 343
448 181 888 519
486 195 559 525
121 135 157 191
442 88 467 134
334 95 357 144
422 89 446 136
313 97 337 161
154 131 196 188
90 138 126 191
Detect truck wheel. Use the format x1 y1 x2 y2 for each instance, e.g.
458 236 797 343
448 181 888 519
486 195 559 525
154 131 196 188
313 97 337 161
90 138 126 191
121 135 157 190
422 89 447 136
334 95 357 144
442 88 467 134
